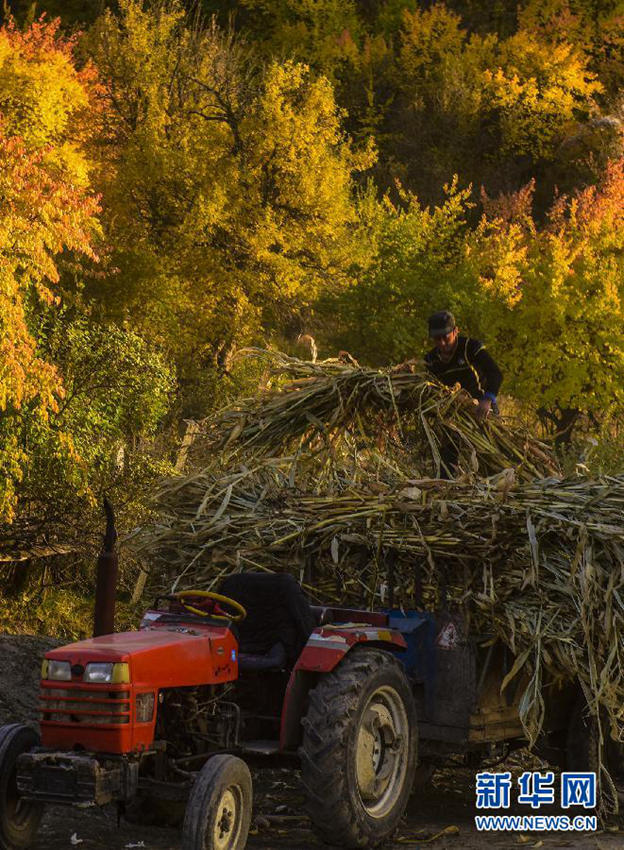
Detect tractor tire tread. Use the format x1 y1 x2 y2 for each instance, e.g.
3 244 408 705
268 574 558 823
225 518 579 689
0 723 43 850
181 754 252 850
299 648 416 849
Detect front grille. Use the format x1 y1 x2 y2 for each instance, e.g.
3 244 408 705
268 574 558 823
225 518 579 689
40 687 131 725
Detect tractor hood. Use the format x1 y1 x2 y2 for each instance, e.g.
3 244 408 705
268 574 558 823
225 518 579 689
45 623 238 690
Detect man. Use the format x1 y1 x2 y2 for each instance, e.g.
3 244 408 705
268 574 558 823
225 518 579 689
425 310 502 423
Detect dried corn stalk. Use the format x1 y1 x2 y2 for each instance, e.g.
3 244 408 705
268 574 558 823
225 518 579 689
129 351 624 793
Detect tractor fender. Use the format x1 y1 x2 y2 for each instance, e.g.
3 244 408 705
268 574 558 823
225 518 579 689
296 626 407 673
279 626 407 750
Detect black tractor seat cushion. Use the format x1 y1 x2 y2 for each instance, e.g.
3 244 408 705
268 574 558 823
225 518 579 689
220 572 316 669
238 642 287 672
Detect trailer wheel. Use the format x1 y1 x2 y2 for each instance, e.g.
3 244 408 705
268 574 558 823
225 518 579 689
300 648 417 848
567 697 624 812
0 724 43 850
182 755 252 850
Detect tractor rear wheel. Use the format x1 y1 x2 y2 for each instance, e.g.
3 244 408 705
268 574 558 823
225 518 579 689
0 724 43 850
182 754 252 850
300 648 417 848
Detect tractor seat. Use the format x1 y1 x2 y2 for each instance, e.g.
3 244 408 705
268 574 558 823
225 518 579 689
219 572 316 672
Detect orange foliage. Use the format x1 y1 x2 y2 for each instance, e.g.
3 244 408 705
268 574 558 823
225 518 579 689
572 158 624 236
480 180 536 229
0 16 101 520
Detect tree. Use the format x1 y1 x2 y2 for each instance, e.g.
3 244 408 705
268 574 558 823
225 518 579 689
18 313 175 536
356 3 606 205
237 0 362 77
86 0 373 414
517 0 624 111
322 159 624 444
477 160 624 437
0 16 100 521
318 178 478 364
391 4 497 198
483 30 602 161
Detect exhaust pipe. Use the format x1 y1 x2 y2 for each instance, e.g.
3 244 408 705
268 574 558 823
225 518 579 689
93 497 118 637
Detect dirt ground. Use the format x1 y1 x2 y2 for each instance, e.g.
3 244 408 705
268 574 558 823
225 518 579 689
29 770 624 850
1 635 622 850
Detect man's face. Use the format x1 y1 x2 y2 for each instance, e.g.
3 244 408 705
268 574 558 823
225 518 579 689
432 326 458 357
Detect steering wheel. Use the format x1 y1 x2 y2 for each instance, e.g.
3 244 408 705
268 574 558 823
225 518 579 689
171 589 247 622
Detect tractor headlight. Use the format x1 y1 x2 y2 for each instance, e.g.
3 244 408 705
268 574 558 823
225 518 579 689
136 692 155 723
44 660 71 681
83 662 130 684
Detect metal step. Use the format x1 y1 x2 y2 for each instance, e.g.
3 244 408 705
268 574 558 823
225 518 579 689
241 740 280 755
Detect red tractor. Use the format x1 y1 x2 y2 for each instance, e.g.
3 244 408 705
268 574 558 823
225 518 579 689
0 572 420 850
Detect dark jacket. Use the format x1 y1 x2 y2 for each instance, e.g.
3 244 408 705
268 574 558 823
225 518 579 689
424 336 502 401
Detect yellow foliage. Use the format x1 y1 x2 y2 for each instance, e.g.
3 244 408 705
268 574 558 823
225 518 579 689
88 1 373 381
471 162 624 413
483 31 602 158
399 3 496 122
0 19 96 183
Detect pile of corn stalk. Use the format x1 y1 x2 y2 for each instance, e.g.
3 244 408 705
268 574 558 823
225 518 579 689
192 349 556 480
131 350 624 774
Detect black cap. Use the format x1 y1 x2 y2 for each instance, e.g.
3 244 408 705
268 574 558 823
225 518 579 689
428 310 456 338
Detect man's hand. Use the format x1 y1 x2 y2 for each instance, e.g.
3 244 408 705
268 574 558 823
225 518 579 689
474 397 492 423
391 358 422 374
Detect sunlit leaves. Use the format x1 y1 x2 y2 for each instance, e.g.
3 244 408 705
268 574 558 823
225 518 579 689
0 17 100 520
324 157 624 425
87 0 372 405
483 32 602 158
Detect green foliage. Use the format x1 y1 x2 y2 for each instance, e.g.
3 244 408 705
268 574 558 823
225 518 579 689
2 309 176 636
478 161 624 418
239 0 362 75
48 317 174 445
0 585 97 640
328 159 624 431
18 312 176 528
320 178 477 364
0 573 145 639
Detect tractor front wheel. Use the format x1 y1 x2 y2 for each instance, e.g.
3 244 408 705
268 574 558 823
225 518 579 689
182 754 252 850
300 648 417 848
0 724 43 850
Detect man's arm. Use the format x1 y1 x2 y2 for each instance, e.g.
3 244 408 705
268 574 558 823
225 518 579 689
470 343 503 396
470 343 503 421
